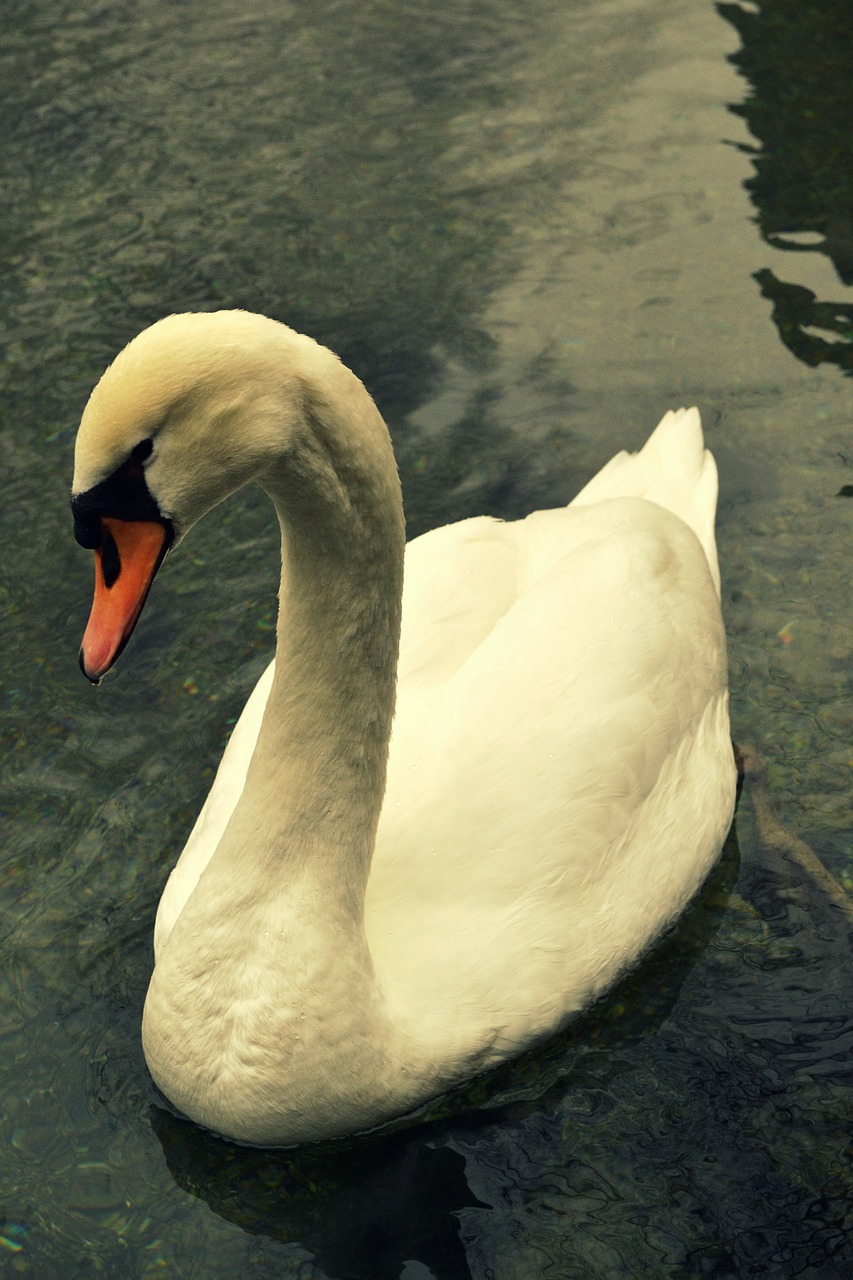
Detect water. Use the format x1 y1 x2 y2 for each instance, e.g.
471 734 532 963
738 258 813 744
1 0 851 1275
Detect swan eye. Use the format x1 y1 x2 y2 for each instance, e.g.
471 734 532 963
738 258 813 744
131 439 154 465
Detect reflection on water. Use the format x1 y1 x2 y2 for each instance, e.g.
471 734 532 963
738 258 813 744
719 0 853 372
753 270 853 374
2 0 853 1275
152 1110 484 1279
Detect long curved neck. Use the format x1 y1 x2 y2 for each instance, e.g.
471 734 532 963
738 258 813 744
230 361 405 907
143 345 417 1143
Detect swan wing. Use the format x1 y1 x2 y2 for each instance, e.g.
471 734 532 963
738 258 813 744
369 494 733 1043
155 407 731 999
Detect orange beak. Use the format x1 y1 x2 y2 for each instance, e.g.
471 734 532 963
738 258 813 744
80 517 171 684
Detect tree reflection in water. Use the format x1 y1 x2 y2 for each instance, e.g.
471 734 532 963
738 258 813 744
719 0 853 374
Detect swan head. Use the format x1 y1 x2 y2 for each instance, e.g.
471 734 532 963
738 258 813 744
71 310 336 683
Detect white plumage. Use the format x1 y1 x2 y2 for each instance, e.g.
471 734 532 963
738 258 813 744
72 311 736 1146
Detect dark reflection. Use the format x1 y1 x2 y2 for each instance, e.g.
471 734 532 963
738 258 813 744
719 0 853 372
152 1109 484 1280
753 269 853 374
148 824 739 1279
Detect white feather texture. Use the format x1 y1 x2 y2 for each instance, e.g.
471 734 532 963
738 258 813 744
74 312 736 1146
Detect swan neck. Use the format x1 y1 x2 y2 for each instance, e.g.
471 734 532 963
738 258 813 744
241 367 405 898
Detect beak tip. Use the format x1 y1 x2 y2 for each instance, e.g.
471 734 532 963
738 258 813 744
79 647 104 686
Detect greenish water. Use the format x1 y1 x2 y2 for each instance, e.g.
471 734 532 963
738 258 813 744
1 0 851 1276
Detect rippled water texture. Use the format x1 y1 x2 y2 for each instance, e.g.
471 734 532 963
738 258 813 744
1 0 851 1276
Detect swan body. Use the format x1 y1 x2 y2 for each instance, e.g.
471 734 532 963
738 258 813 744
71 311 735 1146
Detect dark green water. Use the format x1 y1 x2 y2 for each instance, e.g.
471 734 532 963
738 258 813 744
1 0 851 1276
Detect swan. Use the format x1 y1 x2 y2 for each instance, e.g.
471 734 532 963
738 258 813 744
71 310 736 1146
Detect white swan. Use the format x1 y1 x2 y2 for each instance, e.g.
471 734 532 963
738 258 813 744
71 310 736 1146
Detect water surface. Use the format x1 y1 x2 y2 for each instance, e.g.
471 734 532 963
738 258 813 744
1 0 851 1276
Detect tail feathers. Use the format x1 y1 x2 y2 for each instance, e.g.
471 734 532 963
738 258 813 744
571 408 721 594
